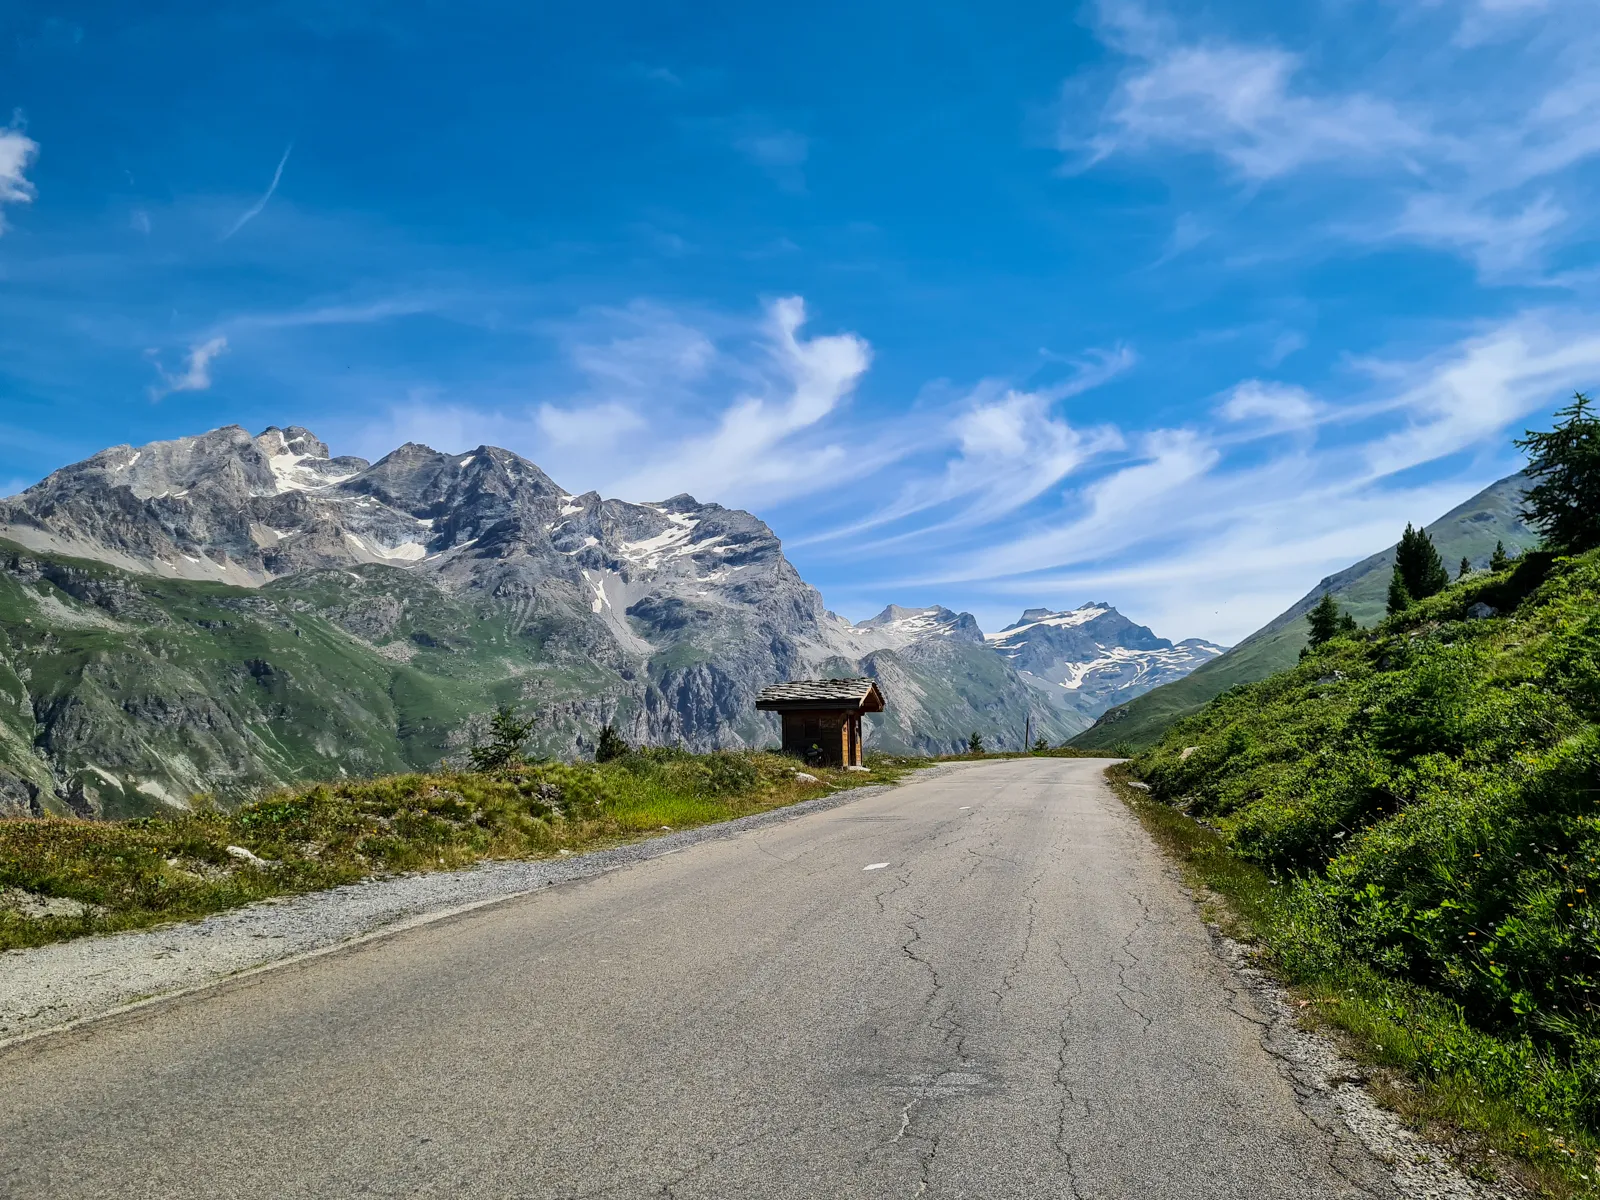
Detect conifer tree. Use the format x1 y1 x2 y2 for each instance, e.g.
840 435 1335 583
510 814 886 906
1516 392 1600 554
1459 555 1471 579
967 731 985 755
1306 592 1341 647
1393 523 1449 602
469 705 537 772
595 723 629 763
1490 540 1509 571
1386 567 1413 616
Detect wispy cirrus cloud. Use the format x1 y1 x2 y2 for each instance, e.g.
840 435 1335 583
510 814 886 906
329 287 1597 642
1074 31 1424 180
608 296 870 500
1356 312 1600 479
221 143 292 240
794 346 1136 550
1068 0 1600 278
825 305 1600 641
348 296 881 508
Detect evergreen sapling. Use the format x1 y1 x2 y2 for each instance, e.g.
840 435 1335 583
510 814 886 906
468 705 537 772
595 723 629 763
1386 569 1413 616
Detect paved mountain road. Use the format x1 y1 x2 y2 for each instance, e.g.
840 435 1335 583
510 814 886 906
3 760 1407 1198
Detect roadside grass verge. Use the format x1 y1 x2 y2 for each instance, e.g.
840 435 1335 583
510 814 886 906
0 749 913 953
1107 761 1600 1199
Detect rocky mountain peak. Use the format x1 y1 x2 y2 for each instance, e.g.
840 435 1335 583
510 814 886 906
827 604 984 654
259 426 331 460
981 601 1227 731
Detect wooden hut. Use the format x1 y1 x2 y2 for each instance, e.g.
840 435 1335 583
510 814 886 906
755 677 886 768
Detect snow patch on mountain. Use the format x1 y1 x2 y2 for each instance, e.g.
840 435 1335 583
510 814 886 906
985 605 1111 642
823 604 985 656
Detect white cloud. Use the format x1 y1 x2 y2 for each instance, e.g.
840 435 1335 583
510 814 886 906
0 122 40 234
610 296 870 501
1408 193 1564 277
565 303 716 393
347 296 881 509
322 290 1595 646
148 337 228 399
802 347 1135 548
1217 379 1318 429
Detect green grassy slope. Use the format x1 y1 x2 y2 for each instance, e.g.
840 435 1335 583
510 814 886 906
1132 549 1600 1165
1072 472 1535 751
0 541 642 818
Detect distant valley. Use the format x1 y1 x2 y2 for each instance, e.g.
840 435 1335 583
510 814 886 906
0 425 1218 817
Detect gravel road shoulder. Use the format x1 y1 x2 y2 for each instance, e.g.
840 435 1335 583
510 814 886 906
0 769 960 1047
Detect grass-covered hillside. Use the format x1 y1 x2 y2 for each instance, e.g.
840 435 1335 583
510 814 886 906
1074 471 1535 752
0 540 640 818
1134 546 1600 1174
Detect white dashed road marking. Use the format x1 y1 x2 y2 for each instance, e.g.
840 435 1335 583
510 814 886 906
863 862 889 871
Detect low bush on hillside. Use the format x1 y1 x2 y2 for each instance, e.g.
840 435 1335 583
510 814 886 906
1131 547 1600 1191
0 751 904 952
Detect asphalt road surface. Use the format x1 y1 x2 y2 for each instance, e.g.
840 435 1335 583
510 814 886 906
2 759 1397 1199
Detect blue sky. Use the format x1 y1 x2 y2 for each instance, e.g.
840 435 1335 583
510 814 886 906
3 0 1599 644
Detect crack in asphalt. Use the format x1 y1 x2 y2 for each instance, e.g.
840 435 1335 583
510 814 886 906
1049 934 1090 1200
900 911 943 1013
873 868 914 915
911 1132 940 1197
993 868 1046 1008
1110 890 1154 1031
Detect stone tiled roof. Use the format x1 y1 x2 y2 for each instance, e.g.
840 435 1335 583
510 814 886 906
755 677 885 710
